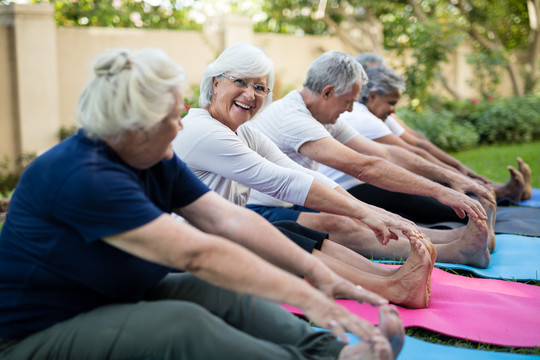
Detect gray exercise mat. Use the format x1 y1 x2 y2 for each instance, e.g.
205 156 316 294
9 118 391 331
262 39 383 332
419 206 540 237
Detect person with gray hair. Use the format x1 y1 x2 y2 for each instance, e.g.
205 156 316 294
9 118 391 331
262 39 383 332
303 50 368 97
355 52 385 70
248 50 495 269
352 65 532 205
357 65 405 104
0 48 404 359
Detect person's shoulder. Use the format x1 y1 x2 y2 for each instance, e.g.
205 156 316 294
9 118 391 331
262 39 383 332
179 108 230 138
240 123 274 148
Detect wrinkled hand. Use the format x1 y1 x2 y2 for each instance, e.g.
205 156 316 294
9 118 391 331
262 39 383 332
448 175 496 204
360 205 424 246
302 289 378 342
309 268 388 307
437 188 487 220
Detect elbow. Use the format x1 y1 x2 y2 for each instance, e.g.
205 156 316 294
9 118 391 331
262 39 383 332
417 140 431 150
353 156 385 182
179 241 222 274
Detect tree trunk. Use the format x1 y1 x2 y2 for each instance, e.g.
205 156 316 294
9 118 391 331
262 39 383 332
525 0 540 92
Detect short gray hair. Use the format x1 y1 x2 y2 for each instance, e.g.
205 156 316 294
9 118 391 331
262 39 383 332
358 65 405 104
77 48 186 139
303 51 368 97
354 52 385 70
199 43 275 109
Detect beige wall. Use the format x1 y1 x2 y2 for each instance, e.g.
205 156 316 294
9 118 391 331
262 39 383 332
0 24 17 167
0 3 519 169
2 4 60 164
56 27 216 129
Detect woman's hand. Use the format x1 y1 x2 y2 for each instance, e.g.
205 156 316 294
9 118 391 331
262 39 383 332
357 204 424 246
301 288 379 342
305 260 388 306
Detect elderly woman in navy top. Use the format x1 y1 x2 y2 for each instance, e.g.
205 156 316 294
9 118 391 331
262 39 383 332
0 48 405 359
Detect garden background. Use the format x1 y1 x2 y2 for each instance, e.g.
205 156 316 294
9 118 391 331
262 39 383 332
0 0 539 355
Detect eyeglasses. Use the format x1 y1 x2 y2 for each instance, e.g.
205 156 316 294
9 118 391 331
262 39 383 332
219 73 271 96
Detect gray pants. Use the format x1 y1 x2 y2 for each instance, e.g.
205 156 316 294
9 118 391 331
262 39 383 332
0 273 345 359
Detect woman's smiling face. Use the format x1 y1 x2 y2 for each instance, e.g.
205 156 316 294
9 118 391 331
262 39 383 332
207 74 269 132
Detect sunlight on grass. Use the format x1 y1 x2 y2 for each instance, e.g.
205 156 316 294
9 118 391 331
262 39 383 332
450 141 540 188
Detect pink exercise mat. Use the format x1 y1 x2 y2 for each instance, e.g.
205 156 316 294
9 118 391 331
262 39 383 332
283 268 540 348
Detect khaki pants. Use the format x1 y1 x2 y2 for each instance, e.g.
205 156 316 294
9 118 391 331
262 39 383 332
0 273 345 359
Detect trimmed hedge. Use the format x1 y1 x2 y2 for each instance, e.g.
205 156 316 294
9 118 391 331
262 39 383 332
396 94 540 151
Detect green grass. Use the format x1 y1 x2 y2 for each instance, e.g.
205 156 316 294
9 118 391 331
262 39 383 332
450 140 540 188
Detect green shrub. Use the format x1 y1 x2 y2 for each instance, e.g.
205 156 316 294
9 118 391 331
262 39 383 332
0 153 36 197
471 95 540 143
397 108 479 152
58 125 79 141
398 94 540 150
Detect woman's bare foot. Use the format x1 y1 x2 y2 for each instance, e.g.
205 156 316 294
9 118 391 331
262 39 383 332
386 236 434 308
338 334 392 360
478 192 497 253
494 166 524 203
435 217 490 268
378 305 405 360
517 157 532 201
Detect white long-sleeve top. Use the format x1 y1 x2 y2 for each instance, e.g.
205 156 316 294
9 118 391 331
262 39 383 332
172 108 339 208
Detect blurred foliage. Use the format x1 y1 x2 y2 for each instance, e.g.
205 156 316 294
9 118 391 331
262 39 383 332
397 93 540 151
253 0 538 107
0 153 36 197
31 0 201 30
397 108 479 152
7 0 536 105
253 0 331 35
58 125 79 141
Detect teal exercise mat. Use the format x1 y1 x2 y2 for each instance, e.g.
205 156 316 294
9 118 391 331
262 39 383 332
420 206 540 237
378 234 540 281
433 234 540 281
313 328 540 360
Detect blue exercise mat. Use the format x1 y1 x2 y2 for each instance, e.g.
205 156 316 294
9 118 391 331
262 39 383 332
499 187 540 208
313 328 540 359
380 234 540 281
520 188 540 207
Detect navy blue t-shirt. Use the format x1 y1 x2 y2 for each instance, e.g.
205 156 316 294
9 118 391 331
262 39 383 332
0 130 210 338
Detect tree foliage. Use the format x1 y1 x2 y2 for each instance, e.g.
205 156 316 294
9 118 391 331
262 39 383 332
11 0 540 105
31 0 201 30
253 0 540 106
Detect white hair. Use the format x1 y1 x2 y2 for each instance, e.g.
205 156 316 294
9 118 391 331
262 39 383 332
77 48 186 140
303 51 368 97
199 43 275 109
358 65 405 104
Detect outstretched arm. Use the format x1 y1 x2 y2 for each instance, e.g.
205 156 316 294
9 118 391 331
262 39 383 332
375 133 460 173
104 192 387 340
395 116 491 184
361 137 494 203
299 136 487 221
304 180 422 245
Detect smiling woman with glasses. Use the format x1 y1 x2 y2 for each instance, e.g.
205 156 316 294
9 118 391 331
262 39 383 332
219 73 272 96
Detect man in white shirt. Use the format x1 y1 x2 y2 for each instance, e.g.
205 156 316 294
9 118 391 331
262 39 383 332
248 51 493 268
